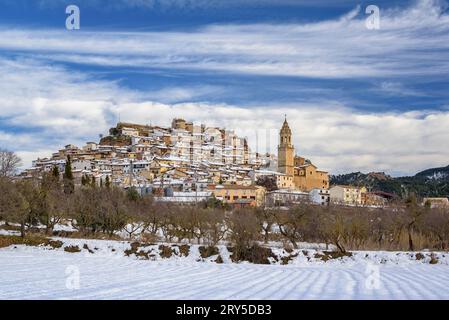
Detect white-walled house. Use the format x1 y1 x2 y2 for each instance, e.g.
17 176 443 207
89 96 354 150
329 185 367 206
266 189 309 207
309 188 330 205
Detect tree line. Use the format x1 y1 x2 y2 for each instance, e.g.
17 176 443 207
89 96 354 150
1 172 449 252
0 150 449 252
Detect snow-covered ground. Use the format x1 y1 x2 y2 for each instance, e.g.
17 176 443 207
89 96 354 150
1 238 449 299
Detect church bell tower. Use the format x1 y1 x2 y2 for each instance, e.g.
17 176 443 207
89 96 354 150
278 116 295 176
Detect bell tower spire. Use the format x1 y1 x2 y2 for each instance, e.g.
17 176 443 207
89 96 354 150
278 116 295 176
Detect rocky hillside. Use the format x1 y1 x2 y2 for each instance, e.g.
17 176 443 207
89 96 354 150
330 167 449 199
415 165 449 180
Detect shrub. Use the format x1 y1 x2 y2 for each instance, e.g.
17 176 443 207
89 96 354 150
281 252 298 265
64 245 81 253
314 251 353 262
124 249 134 256
323 251 353 259
281 256 292 265
136 250 149 259
415 253 425 260
130 241 141 251
159 245 173 258
179 244 190 257
199 246 219 258
124 241 141 256
230 244 277 264
0 224 21 231
314 252 329 262
0 235 49 248
48 240 63 249
429 253 439 264
215 255 224 264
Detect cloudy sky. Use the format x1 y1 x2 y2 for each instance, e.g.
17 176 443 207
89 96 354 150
1 0 449 176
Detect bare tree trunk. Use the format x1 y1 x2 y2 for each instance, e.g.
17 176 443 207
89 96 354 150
290 238 298 249
408 227 414 251
20 222 25 238
335 235 346 253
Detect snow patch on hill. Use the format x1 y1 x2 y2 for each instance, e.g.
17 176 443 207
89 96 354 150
426 172 449 180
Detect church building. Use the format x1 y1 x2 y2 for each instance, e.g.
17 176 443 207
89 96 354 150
278 117 329 191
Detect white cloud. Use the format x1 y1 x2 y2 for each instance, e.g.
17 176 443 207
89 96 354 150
113 101 449 176
1 0 449 175
34 0 354 10
378 81 422 97
1 0 449 79
2 57 449 175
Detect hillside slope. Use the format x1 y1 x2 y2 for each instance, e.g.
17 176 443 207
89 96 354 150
330 167 449 198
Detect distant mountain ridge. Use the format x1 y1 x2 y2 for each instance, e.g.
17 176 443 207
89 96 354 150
330 166 449 199
415 165 449 180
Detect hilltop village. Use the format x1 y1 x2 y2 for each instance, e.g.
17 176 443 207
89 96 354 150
20 117 400 208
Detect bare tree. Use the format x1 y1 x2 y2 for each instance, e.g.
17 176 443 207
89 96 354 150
0 149 22 177
255 208 276 244
275 206 309 249
405 194 427 251
322 210 347 253
228 209 259 249
123 197 148 239
422 207 449 250
142 200 164 237
203 208 228 246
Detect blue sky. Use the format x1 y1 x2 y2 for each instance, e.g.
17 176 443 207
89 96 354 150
1 0 449 175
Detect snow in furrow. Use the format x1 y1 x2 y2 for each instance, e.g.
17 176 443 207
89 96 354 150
1 243 449 300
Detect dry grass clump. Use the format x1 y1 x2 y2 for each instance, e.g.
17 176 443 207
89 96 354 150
48 240 63 249
64 245 81 253
281 252 299 265
199 246 219 258
230 244 277 265
0 235 49 248
415 253 425 260
178 244 190 257
159 245 173 258
314 251 353 262
0 224 21 231
429 253 439 264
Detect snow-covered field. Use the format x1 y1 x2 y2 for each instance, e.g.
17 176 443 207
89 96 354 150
1 238 449 299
